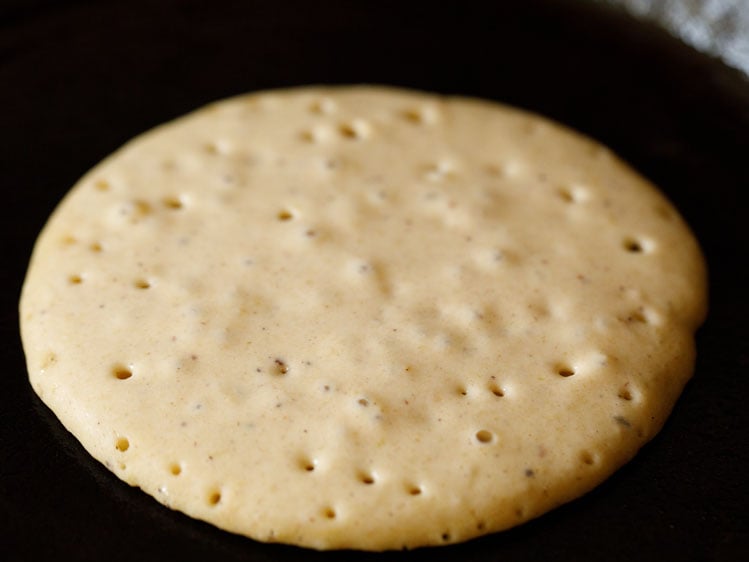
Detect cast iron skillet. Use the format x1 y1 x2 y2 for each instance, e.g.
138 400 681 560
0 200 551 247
2 1 747 560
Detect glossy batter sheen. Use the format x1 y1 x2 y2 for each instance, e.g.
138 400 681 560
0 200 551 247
20 86 707 550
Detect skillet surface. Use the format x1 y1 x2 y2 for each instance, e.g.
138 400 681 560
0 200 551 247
1 1 747 560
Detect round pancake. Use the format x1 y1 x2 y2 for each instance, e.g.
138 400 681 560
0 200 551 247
19 86 707 550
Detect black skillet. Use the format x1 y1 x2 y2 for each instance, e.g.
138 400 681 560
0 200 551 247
2 1 747 560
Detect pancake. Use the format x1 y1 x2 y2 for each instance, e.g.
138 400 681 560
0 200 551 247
19 86 707 550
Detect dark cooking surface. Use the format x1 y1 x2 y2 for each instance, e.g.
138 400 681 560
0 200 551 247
1 1 747 560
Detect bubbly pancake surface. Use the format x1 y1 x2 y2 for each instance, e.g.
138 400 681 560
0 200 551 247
20 86 707 550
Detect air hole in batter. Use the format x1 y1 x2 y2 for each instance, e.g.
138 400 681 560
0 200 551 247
208 490 222 506
169 463 182 476
41 352 57 371
489 383 505 397
624 238 645 253
163 196 184 210
403 108 425 124
134 279 151 289
630 310 647 323
558 186 588 203
323 507 336 519
300 457 316 472
274 358 289 374
655 204 674 221
339 123 358 139
475 430 494 443
557 365 575 378
68 274 83 285
132 199 152 216
359 472 376 485
338 120 369 140
277 210 294 221
95 179 110 192
112 365 132 380
618 387 633 401
408 485 422 496
580 451 595 465
425 161 453 181
299 130 316 143
557 188 575 203
309 98 335 114
484 163 505 177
